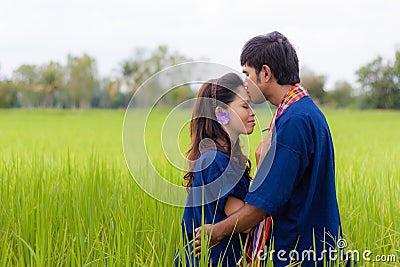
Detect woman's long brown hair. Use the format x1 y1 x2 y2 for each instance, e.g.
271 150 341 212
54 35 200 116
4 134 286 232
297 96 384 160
184 73 252 188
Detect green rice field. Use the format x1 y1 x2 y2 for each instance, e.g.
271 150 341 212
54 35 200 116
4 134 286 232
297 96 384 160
0 109 399 266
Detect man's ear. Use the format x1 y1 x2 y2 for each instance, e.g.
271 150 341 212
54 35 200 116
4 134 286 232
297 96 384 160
262 65 272 82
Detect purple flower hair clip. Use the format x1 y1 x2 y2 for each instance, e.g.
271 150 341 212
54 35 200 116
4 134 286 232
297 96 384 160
217 112 230 125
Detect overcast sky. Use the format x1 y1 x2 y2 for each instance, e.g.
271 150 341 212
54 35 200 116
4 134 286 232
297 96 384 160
1 0 399 89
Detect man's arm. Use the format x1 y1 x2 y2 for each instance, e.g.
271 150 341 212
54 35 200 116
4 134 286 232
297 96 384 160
194 203 267 249
224 196 252 233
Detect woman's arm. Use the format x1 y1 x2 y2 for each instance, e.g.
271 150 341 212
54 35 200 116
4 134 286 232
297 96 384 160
195 203 266 252
224 196 251 233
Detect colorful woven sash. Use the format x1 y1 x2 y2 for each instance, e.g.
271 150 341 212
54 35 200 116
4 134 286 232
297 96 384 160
271 83 309 128
238 84 309 266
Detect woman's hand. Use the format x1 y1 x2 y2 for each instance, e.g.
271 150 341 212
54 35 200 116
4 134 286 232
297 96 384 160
194 223 224 256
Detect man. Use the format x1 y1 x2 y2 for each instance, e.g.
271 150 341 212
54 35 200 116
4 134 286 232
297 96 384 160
195 31 343 266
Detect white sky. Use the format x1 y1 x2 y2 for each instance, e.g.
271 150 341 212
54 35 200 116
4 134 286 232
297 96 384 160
1 0 400 89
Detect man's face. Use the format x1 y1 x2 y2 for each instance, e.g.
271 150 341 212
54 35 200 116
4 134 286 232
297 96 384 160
242 64 267 104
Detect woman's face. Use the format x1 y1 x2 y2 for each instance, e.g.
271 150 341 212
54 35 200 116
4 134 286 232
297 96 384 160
222 86 256 138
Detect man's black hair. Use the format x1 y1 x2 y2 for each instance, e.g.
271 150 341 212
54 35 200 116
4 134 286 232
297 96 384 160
240 31 300 85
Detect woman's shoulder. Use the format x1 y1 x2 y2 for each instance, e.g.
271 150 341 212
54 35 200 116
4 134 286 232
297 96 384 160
198 150 229 160
194 150 230 173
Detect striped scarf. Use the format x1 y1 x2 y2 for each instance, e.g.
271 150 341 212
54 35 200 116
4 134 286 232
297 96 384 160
272 83 309 126
238 84 309 267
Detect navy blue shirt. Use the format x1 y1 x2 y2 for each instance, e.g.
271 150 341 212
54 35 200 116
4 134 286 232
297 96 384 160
178 150 250 267
245 97 341 266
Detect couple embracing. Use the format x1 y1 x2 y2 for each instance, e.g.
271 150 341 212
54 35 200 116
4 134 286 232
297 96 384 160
176 31 345 267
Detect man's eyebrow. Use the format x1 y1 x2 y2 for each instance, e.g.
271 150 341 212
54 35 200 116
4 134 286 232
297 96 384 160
241 99 251 104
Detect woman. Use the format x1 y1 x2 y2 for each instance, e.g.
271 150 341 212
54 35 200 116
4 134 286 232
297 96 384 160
176 73 256 266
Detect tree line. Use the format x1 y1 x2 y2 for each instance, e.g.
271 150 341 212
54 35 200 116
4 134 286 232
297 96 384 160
1 46 399 109
0 46 194 109
301 51 400 109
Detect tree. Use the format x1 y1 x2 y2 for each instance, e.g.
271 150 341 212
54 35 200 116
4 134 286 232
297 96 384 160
119 47 150 94
356 53 400 109
158 85 195 107
392 51 400 108
0 80 19 108
13 64 39 86
13 64 43 107
119 45 191 107
327 81 354 108
39 61 65 107
66 54 99 108
94 78 124 108
301 68 327 104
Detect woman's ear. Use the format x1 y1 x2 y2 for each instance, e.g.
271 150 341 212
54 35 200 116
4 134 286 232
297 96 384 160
215 106 230 118
215 106 230 125
214 106 223 118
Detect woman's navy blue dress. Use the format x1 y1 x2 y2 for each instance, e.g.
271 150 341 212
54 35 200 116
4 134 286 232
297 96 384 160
176 150 250 267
